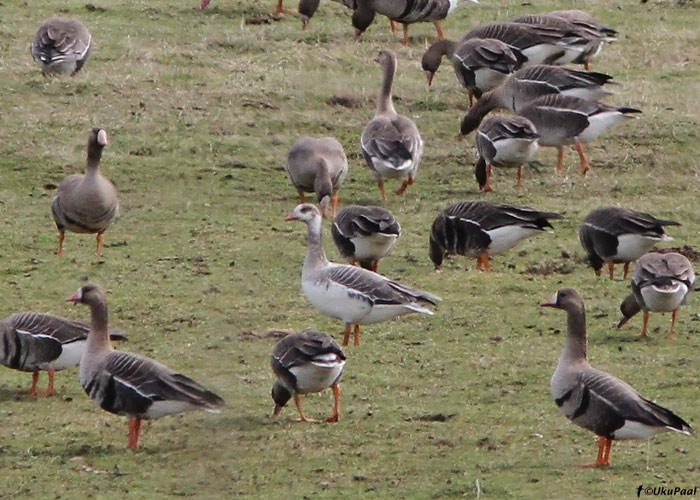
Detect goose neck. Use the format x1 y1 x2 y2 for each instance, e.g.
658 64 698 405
377 58 397 116
561 304 587 363
86 300 113 353
303 216 329 271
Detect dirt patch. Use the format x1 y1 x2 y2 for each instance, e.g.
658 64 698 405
654 245 700 262
325 95 365 109
524 261 575 276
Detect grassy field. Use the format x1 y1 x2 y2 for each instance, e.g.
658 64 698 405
0 0 699 498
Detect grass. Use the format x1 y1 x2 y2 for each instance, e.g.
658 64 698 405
0 0 699 498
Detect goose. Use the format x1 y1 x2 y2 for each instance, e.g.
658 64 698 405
579 206 679 280
298 0 399 30
421 38 527 106
475 115 539 192
30 17 92 77
541 288 693 467
457 64 616 139
271 330 346 422
51 128 119 257
286 204 440 347
362 50 424 200
429 200 561 271
331 205 401 272
285 136 348 218
617 252 695 338
0 312 125 397
68 284 226 450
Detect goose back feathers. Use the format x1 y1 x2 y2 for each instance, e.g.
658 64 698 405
31 17 92 77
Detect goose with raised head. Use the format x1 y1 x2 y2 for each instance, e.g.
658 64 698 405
68 284 225 450
362 50 424 200
286 204 440 347
285 136 348 218
0 312 125 397
541 288 693 467
579 206 679 280
51 128 119 257
429 200 561 271
271 330 346 422
617 252 695 338
332 205 401 272
31 17 92 77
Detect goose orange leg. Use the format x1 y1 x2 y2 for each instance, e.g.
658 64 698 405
475 253 492 271
390 20 398 32
377 179 388 201
402 24 409 46
342 324 352 346
293 394 315 422
324 385 341 423
556 147 565 174
297 191 307 204
480 164 493 193
667 310 679 339
467 89 475 107
622 262 631 280
640 311 650 337
574 141 590 175
582 436 611 467
127 417 142 449
331 193 339 218
274 0 296 14
96 233 105 256
434 21 445 40
515 166 524 191
39 367 57 397
608 262 615 280
353 324 361 347
370 260 379 273
584 61 591 71
57 231 65 257
396 176 414 196
28 371 40 396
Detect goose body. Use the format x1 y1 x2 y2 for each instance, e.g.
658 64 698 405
579 206 679 279
286 204 439 346
542 289 693 467
68 284 225 449
332 205 401 272
31 17 92 77
429 200 561 271
271 330 346 422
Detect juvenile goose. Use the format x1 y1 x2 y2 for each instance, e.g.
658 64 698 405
285 136 348 218
0 312 125 397
421 38 527 105
68 284 225 450
332 205 401 272
30 17 92 77
579 206 679 280
475 115 539 192
271 330 346 422
429 200 561 271
542 288 693 467
362 50 424 200
617 252 695 338
51 128 119 257
286 204 440 347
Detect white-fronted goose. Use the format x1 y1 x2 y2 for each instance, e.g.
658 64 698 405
579 206 679 279
332 205 401 272
31 17 92 77
285 136 348 218
475 115 539 192
617 252 695 338
542 288 693 467
0 312 125 397
68 284 225 450
286 204 440 347
271 330 346 422
429 200 561 271
51 128 119 257
421 38 527 105
362 50 424 200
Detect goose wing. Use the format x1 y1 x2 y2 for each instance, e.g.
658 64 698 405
272 331 346 370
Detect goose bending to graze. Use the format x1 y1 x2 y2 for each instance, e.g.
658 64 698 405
362 50 424 200
332 205 401 272
421 38 527 106
617 252 695 338
542 289 693 468
31 17 92 77
0 313 125 397
285 137 348 218
286 204 440 347
51 128 119 257
68 284 225 450
429 201 561 271
271 330 346 422
579 206 679 280
475 115 539 192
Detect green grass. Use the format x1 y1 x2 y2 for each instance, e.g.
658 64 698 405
1 0 699 498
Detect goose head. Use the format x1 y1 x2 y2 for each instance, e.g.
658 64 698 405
271 380 292 416
67 283 106 306
284 203 322 223
540 288 583 311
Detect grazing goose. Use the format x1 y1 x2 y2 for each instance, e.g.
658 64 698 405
68 284 226 450
30 17 92 77
332 205 401 272
475 115 539 192
429 201 562 271
362 50 424 200
0 313 125 397
51 128 119 257
421 38 527 105
286 204 440 347
271 330 346 422
285 136 348 218
617 252 695 338
541 288 693 467
579 206 679 280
